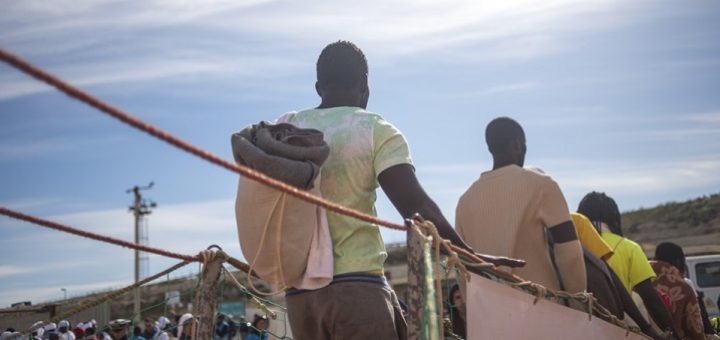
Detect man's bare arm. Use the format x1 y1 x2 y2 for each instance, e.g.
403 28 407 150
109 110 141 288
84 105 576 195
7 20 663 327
378 164 469 249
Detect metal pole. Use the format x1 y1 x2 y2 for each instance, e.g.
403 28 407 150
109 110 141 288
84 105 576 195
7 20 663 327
127 181 155 323
133 186 141 322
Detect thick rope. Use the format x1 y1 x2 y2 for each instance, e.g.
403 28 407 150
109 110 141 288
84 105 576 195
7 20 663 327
226 256 254 276
506 277 635 330
246 193 288 296
0 48 405 232
411 219 641 335
49 260 191 327
0 48 516 281
222 267 278 320
1 205 262 279
0 207 200 262
3 48 634 333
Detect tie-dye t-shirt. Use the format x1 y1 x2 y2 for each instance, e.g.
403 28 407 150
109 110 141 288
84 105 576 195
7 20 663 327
284 106 412 275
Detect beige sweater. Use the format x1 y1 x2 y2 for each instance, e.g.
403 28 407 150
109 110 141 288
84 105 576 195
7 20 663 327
456 165 586 293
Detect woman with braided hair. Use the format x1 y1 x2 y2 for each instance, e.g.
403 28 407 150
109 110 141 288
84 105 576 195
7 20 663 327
578 191 679 338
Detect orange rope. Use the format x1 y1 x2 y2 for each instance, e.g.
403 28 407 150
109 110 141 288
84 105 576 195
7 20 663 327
0 48 405 232
0 207 200 262
0 47 497 271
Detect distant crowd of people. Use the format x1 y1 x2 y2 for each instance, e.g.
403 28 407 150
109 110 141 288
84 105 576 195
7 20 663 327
1 313 269 340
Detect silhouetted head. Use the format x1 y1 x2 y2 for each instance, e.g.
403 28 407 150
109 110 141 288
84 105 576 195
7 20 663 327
449 284 463 308
485 117 526 167
655 242 686 274
577 191 623 236
315 40 369 109
249 314 269 336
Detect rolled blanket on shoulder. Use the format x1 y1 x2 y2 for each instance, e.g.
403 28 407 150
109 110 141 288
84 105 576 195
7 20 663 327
231 122 329 189
232 118 333 291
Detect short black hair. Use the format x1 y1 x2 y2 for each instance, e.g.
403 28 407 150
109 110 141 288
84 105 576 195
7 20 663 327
577 191 623 236
316 40 368 90
485 117 525 155
655 242 686 271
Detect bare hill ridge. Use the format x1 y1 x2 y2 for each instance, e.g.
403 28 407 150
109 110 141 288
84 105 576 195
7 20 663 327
622 193 720 254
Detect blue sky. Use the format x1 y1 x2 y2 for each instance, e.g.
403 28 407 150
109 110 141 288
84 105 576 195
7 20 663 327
1 0 719 308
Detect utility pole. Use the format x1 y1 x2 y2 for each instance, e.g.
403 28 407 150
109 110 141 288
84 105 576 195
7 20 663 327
127 181 156 322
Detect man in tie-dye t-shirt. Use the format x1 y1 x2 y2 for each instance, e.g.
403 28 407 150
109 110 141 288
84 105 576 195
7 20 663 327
281 40 480 340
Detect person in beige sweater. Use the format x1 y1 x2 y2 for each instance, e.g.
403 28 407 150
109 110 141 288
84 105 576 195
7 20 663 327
455 117 586 293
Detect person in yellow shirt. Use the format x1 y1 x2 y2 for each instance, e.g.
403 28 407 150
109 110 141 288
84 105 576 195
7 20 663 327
572 212 669 339
571 212 613 260
578 191 679 338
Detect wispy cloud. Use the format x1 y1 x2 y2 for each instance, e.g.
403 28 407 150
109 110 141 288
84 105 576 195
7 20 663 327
0 197 63 211
0 53 303 100
0 199 240 305
0 136 124 159
639 128 720 140
0 0 631 101
415 157 720 212
537 158 720 208
0 260 102 279
478 82 538 96
685 112 720 124
442 81 539 99
0 265 34 278
2 199 241 259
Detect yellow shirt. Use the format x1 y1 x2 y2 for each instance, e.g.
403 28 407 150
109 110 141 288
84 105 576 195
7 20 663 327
602 231 656 293
571 213 613 260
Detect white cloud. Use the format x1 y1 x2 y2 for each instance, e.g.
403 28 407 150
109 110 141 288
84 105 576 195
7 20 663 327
0 199 241 306
0 0 632 101
0 136 125 158
0 265 34 278
0 53 304 100
0 198 63 211
0 78 49 101
0 260 103 279
639 128 720 140
414 157 720 212
442 82 539 99
534 158 720 209
478 82 538 96
685 112 720 124
1 199 241 258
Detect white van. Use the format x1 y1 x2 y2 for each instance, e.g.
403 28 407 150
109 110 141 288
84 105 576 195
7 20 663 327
686 254 720 318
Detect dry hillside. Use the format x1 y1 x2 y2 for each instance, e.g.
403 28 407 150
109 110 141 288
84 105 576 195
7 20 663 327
622 193 720 254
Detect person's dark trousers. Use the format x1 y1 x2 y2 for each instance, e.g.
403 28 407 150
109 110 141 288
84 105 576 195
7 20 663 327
286 278 407 340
